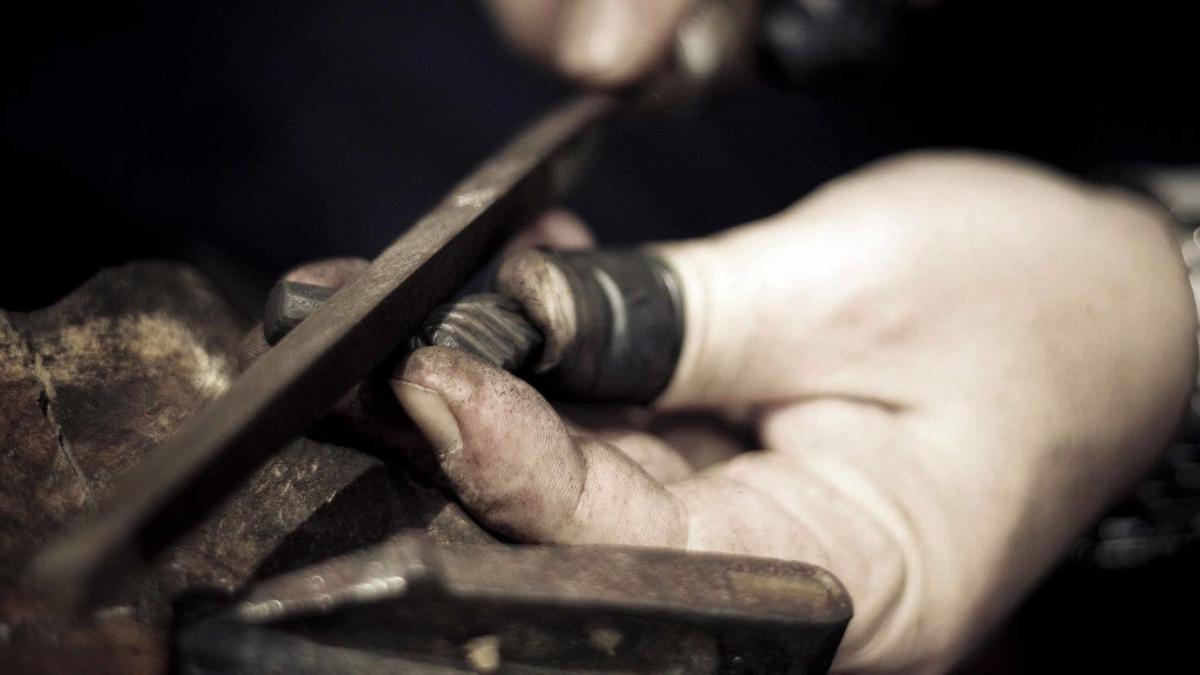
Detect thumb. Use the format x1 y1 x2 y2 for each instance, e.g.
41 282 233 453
390 346 687 546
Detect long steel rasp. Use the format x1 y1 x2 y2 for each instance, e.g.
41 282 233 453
29 94 616 609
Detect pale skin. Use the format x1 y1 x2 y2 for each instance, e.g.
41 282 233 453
273 153 1195 673
265 4 1200 672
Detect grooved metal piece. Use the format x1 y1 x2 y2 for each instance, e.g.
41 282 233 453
29 94 615 610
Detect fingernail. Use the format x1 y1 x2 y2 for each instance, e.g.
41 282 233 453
494 250 578 373
558 0 639 83
393 381 462 453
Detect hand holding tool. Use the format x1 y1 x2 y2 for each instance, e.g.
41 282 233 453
29 95 616 609
264 247 685 404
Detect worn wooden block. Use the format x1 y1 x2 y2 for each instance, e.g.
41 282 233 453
1 262 490 671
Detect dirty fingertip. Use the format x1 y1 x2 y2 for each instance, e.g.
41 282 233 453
393 345 484 393
494 250 577 372
391 347 475 454
392 380 462 454
557 0 641 85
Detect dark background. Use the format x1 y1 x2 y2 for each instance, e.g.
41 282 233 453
3 1 1198 671
4 0 1197 312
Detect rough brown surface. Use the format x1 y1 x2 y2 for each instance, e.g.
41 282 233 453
0 262 491 672
0 314 91 579
11 264 245 506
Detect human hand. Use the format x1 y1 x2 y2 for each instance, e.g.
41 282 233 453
389 151 1195 671
483 0 694 86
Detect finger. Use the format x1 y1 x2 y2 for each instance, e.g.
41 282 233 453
553 405 737 481
648 411 750 471
501 209 595 254
391 345 687 546
492 209 594 372
482 0 568 63
556 0 691 86
493 248 577 372
588 428 692 483
484 0 690 87
492 210 593 372
551 404 697 480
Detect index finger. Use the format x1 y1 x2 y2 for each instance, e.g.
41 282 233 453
484 0 690 87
